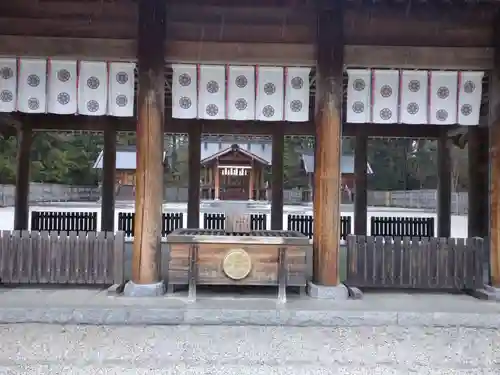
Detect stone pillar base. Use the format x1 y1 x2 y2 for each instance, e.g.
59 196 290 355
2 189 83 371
123 281 165 297
307 281 349 300
470 285 500 301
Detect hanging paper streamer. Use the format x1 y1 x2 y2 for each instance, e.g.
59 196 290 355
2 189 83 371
0 58 17 113
284 67 310 122
458 71 484 126
18 58 47 114
372 70 400 124
256 66 284 121
227 65 255 121
47 59 78 115
78 61 108 116
108 62 135 117
198 65 226 120
172 64 198 119
400 70 428 124
429 71 458 125
346 69 371 123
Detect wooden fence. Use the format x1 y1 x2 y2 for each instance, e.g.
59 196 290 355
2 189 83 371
287 215 352 240
202 213 268 231
31 211 97 234
117 212 184 238
345 235 483 290
0 230 124 285
370 216 435 238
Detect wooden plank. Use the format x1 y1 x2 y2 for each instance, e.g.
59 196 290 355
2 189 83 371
0 34 493 69
312 4 343 286
132 0 166 285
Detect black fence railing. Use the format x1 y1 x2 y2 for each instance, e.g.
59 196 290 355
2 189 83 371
117 212 184 237
202 213 268 231
286 214 352 240
370 216 435 238
30 211 97 234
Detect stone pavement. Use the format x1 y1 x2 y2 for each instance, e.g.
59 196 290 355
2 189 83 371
0 324 498 374
0 286 499 328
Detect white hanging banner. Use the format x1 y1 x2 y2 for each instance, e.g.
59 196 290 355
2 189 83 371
346 69 371 123
78 61 108 116
108 62 135 117
47 59 77 115
458 71 483 126
198 65 226 120
227 65 255 121
372 70 399 124
400 70 428 124
18 58 47 114
429 71 458 125
284 67 310 122
172 64 197 119
256 66 284 121
0 58 17 113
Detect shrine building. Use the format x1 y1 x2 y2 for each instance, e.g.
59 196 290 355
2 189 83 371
0 0 498 298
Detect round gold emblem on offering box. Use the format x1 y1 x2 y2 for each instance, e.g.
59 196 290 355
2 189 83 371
222 249 252 280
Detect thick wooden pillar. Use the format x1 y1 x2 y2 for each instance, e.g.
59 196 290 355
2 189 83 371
13 125 32 231
187 124 201 228
312 3 343 286
354 135 368 235
468 127 489 238
131 0 166 285
489 11 500 287
271 125 284 230
437 133 452 238
101 126 116 232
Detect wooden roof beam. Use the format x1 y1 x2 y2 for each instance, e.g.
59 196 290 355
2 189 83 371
0 35 493 69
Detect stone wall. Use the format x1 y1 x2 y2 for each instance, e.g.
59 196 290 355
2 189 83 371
0 183 100 207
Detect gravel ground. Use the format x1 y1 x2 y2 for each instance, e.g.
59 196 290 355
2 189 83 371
0 324 498 374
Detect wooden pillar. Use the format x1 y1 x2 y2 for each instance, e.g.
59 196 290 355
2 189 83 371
489 10 500 287
437 132 452 238
13 125 32 231
312 2 343 286
131 0 166 285
248 161 254 200
271 125 284 230
468 127 488 238
187 124 201 228
214 162 220 200
354 135 368 235
101 126 116 232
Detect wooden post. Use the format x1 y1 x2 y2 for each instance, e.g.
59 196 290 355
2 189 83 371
354 135 368 235
131 0 166 285
101 125 116 232
14 125 32 231
468 127 488 238
214 162 220 200
489 10 500 287
312 3 343 286
248 161 254 200
187 124 201 228
437 132 452 238
271 125 284 230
